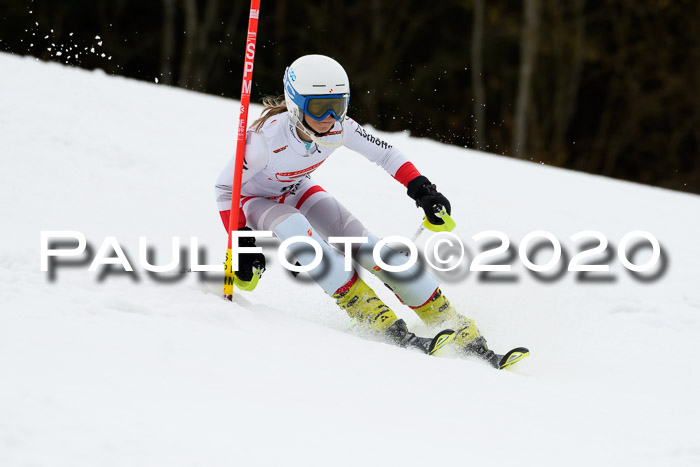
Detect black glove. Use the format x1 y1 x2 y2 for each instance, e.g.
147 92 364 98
236 227 266 282
406 175 451 225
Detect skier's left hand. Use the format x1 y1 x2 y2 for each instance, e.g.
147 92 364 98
406 176 451 225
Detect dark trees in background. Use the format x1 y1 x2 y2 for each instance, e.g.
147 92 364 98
470 0 486 151
512 0 541 158
1 0 698 194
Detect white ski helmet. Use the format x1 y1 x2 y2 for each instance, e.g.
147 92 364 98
283 55 350 148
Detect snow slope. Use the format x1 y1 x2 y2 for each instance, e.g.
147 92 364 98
1 52 699 467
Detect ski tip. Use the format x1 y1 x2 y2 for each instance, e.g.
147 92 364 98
429 329 456 356
498 347 530 369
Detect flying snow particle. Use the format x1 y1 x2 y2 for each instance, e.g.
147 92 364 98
90 47 95 53
95 35 101 40
155 78 159 83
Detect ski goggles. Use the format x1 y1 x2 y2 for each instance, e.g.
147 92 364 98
286 85 349 122
301 94 349 122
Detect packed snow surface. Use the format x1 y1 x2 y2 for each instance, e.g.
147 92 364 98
1 53 699 467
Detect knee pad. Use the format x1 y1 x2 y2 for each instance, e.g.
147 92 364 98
273 213 354 295
355 233 439 307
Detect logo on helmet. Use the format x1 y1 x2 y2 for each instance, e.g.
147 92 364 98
283 68 297 101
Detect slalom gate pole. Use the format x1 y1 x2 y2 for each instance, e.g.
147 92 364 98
224 0 261 300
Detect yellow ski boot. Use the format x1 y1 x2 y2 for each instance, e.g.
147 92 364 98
333 274 399 333
410 288 490 357
333 274 455 355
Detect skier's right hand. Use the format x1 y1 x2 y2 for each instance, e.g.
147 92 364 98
406 176 452 225
236 227 266 282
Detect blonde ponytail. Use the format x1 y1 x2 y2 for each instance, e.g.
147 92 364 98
250 95 288 132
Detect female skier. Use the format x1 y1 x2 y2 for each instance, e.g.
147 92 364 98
216 54 491 359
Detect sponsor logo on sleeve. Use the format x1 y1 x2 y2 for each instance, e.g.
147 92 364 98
354 126 392 150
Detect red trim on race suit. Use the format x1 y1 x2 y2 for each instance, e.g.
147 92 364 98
408 288 440 309
393 162 422 187
219 209 247 231
333 270 359 296
295 185 326 210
